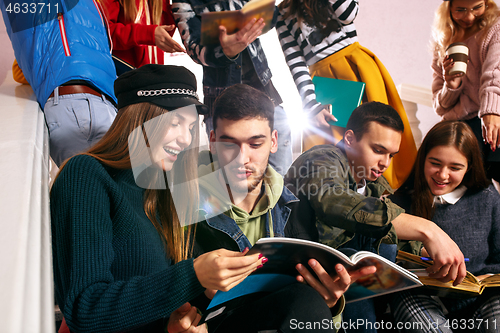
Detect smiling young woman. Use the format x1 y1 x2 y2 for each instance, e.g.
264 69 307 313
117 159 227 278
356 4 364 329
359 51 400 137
50 65 270 333
431 0 500 182
389 121 500 333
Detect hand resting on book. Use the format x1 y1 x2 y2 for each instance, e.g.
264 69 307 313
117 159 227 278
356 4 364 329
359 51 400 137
295 259 376 308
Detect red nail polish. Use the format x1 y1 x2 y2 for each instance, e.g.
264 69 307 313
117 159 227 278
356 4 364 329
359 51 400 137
261 257 268 264
257 264 263 269
242 247 249 253
258 253 263 259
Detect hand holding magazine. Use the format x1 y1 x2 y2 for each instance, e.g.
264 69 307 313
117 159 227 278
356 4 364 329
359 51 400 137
199 238 422 325
200 0 275 45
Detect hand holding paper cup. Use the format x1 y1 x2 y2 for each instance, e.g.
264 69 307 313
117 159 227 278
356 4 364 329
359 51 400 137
446 42 469 76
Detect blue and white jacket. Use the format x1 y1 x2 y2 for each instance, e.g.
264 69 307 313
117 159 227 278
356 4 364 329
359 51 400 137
1 0 117 108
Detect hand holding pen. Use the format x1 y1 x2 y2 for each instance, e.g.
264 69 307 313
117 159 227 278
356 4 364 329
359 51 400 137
420 257 469 262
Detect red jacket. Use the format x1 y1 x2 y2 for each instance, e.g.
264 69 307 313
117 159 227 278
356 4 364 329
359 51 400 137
104 0 175 67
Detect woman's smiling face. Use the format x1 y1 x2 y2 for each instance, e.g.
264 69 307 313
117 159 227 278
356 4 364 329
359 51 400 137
450 0 487 30
424 145 468 196
151 107 198 172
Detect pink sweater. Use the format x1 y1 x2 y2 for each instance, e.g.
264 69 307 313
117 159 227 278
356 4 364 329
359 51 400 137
432 18 500 120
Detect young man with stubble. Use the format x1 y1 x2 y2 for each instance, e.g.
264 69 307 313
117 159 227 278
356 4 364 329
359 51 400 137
193 84 376 333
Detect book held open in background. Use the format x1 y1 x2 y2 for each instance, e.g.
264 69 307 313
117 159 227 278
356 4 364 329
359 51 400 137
397 251 500 298
199 238 422 325
312 76 365 128
200 0 275 45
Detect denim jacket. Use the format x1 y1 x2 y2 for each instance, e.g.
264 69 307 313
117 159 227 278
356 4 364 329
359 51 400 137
193 185 310 255
172 0 276 107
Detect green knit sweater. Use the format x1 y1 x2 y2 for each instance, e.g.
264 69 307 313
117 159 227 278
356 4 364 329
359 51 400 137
50 155 205 333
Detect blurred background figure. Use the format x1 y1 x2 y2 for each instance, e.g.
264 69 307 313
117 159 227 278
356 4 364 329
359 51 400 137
431 0 500 182
103 0 186 70
172 0 293 176
1 0 117 166
277 0 417 189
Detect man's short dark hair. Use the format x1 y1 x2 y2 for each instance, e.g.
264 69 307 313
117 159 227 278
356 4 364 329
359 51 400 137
212 84 274 132
346 101 404 140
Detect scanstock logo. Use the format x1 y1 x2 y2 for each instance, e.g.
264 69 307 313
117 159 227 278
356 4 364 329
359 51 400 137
2 0 80 33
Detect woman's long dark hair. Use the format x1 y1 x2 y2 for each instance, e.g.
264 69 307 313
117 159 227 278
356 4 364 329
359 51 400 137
404 121 489 220
279 0 333 29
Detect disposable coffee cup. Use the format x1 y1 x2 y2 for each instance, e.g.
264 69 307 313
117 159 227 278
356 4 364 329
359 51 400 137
446 42 469 75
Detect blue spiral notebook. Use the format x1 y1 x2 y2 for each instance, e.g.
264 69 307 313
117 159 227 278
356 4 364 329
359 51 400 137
312 76 365 128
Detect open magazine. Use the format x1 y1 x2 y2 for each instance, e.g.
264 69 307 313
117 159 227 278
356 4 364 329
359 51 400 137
397 251 500 298
200 0 275 45
199 238 422 325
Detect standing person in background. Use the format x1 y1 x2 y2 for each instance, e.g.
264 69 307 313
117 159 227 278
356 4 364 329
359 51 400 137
390 121 500 333
277 0 417 189
431 0 500 182
172 0 293 176
1 0 118 167
103 0 186 68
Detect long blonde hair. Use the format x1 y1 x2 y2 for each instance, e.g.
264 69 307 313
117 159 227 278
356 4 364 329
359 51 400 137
56 102 200 263
432 0 500 59
119 0 163 25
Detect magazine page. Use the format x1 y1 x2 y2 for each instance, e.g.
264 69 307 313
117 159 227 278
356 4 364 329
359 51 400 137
247 237 354 276
248 238 422 303
199 273 296 325
344 256 422 303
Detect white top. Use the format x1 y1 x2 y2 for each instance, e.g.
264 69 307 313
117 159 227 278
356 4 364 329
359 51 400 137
433 185 467 205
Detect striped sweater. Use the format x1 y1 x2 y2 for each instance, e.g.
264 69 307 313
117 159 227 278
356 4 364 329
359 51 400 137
277 0 358 115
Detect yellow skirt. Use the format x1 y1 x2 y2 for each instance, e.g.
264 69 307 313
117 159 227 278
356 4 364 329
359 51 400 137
305 42 417 189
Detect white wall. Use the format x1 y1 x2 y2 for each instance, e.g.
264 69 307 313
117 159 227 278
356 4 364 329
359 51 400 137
356 0 440 88
355 0 442 138
0 13 15 85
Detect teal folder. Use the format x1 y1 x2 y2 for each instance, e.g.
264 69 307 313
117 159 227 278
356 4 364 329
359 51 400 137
312 76 366 128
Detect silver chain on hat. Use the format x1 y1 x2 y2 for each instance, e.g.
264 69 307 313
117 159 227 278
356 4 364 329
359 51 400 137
136 88 199 99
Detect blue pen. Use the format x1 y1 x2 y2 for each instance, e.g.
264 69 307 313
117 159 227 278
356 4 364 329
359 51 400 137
420 257 469 262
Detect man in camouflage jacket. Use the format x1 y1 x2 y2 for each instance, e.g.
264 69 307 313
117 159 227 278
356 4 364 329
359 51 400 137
285 102 467 282
285 102 468 332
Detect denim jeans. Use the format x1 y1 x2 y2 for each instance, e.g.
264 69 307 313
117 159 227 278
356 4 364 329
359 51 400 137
340 234 398 333
44 91 117 166
204 105 293 176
